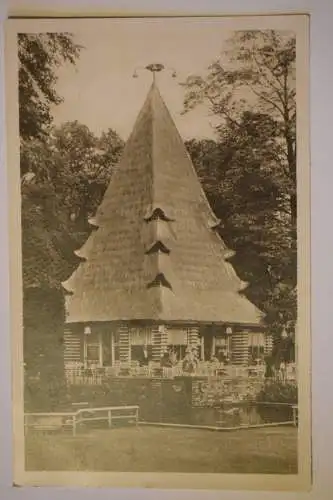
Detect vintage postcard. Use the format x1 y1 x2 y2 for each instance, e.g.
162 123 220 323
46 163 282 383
5 14 311 490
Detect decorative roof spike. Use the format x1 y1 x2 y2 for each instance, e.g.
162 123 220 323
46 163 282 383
61 281 74 295
133 63 177 84
212 231 236 260
208 217 222 229
73 232 97 261
88 216 99 229
74 249 87 262
239 280 249 292
223 249 236 261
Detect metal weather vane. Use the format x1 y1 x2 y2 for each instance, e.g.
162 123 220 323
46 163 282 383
133 63 177 82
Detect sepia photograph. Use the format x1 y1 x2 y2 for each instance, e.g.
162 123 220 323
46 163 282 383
5 15 310 490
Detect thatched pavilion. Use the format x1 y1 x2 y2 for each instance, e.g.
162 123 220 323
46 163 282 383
63 67 269 372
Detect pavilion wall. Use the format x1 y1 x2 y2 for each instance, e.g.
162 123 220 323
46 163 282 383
63 323 271 367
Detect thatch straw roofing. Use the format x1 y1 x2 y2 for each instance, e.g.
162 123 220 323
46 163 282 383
64 82 263 326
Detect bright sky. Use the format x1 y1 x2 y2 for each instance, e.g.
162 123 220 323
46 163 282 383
51 18 234 141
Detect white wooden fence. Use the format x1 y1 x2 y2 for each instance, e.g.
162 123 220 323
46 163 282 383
25 405 139 436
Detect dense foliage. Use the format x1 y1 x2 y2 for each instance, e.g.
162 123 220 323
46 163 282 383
19 33 81 143
22 121 124 289
183 31 297 342
20 34 124 409
257 380 298 404
255 379 297 423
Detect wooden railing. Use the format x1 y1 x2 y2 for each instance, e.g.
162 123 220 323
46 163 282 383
64 361 297 385
25 405 140 436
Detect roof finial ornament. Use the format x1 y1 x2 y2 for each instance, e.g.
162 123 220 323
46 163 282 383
132 63 177 83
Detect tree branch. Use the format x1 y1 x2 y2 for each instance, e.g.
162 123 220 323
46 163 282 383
251 48 285 100
206 94 242 129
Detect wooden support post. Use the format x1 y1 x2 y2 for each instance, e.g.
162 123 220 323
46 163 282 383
108 409 112 428
231 331 249 365
119 325 130 362
98 331 103 367
152 325 166 361
111 332 115 365
265 333 273 355
64 325 81 365
83 335 88 368
211 336 216 358
72 415 76 437
200 335 205 360
188 325 200 354
160 325 168 356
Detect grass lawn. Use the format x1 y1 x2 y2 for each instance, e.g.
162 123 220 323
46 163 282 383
25 425 297 474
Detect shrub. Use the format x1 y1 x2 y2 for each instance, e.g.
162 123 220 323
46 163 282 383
256 380 297 423
257 380 298 404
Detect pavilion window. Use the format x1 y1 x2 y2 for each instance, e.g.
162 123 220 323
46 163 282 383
167 345 188 361
131 345 153 363
83 328 102 367
100 330 121 366
167 327 189 362
248 332 265 364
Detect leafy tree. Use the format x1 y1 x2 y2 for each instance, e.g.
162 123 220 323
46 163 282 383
18 33 82 144
182 30 296 233
22 121 124 287
22 120 124 410
183 30 297 346
19 33 81 409
98 128 125 172
22 177 77 411
50 122 124 227
184 138 226 196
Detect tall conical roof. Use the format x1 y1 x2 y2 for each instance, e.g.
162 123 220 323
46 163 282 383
64 82 263 326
